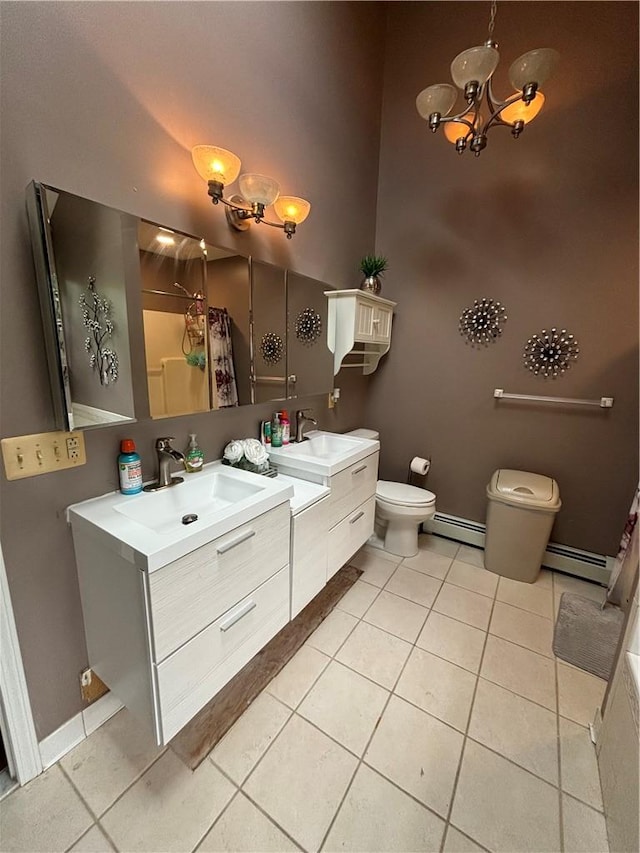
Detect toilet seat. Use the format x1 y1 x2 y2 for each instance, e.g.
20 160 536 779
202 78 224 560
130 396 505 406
376 480 436 508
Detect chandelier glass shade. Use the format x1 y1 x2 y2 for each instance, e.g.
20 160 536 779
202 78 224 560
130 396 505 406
416 2 559 156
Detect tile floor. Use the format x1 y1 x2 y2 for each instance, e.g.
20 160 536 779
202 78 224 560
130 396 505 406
0 535 612 853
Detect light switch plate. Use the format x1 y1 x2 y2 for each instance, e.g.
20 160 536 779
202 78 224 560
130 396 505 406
1 430 87 480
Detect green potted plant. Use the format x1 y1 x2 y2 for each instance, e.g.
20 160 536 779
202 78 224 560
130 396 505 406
359 254 388 295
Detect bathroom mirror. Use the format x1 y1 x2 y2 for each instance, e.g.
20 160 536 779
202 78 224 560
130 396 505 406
27 181 137 430
251 260 288 403
287 270 334 398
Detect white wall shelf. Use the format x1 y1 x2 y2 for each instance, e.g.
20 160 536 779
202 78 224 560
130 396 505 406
325 290 397 375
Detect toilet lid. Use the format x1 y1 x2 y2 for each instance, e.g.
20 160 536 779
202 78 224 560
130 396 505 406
376 480 436 508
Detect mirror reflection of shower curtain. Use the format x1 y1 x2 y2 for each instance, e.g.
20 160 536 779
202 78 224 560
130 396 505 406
208 307 239 408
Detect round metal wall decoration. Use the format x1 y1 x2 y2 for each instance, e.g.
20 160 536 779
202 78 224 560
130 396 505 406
523 328 579 378
459 297 507 346
295 307 322 344
260 332 284 365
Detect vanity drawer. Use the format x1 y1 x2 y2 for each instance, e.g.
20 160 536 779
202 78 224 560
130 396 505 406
291 496 329 619
327 496 375 579
148 501 289 662
326 452 378 529
155 565 289 743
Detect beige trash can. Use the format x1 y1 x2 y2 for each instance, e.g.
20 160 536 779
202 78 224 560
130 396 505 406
484 469 561 583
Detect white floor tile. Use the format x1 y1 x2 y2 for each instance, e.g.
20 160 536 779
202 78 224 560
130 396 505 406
451 740 561 853
306 608 359 657
349 550 399 587
455 544 486 569
0 764 92 852
210 691 291 784
365 695 464 817
433 583 493 630
481 635 556 711
446 560 499 598
402 549 453 580
554 573 607 604
100 751 234 852
68 825 114 852
363 589 429 643
336 620 412 689
362 543 403 564
266 645 330 709
469 679 559 784
557 662 607 727
489 600 554 657
199 792 300 852
244 715 357 852
562 794 610 852
336 579 380 618
323 763 445 852
417 611 486 673
59 709 163 816
496 576 554 619
395 647 476 732
418 533 460 558
559 716 604 810
384 565 442 607
298 660 389 756
443 825 487 852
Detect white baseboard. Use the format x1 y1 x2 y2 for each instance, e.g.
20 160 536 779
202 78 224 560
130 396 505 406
38 692 124 770
424 511 612 585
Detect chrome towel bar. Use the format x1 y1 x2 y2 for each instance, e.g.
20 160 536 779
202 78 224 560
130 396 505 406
494 389 614 408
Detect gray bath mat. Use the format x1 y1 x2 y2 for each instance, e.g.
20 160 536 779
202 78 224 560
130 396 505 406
553 592 624 681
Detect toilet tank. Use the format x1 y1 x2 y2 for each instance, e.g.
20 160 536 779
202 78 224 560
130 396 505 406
347 428 380 441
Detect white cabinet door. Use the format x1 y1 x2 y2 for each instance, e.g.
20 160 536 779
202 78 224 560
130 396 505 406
354 298 375 341
291 497 329 618
372 305 393 343
327 497 376 579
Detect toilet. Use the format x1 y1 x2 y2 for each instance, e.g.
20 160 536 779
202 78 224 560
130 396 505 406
347 429 436 558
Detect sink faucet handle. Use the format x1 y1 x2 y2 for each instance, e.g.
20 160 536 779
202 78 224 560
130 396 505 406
156 436 177 450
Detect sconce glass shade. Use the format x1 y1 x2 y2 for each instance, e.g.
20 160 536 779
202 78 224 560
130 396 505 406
450 45 499 89
273 196 311 225
444 114 475 143
500 91 545 124
191 146 241 185
416 84 458 119
238 173 280 206
508 48 559 90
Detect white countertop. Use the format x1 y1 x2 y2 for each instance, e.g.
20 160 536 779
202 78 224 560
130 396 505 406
274 473 330 515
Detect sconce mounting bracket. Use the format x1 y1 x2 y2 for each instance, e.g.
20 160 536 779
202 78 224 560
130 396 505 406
225 195 252 232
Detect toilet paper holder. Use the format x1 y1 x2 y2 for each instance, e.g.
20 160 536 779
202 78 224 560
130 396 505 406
407 456 431 485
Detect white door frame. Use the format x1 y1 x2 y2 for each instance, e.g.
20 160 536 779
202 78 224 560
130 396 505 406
0 542 42 784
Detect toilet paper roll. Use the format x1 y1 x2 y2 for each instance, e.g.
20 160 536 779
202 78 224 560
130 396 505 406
410 456 431 476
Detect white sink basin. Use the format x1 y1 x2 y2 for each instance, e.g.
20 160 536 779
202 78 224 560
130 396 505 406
68 461 293 571
113 471 263 534
268 430 379 478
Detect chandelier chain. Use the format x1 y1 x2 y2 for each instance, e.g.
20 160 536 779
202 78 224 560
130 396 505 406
487 0 498 39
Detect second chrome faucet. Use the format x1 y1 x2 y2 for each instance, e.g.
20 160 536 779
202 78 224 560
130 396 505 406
143 437 186 492
294 409 317 443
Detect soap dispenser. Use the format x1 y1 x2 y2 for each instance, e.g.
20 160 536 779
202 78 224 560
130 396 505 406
184 434 204 473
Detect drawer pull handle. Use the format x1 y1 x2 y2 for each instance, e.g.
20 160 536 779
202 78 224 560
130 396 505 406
350 511 365 524
220 600 257 631
352 465 367 475
217 529 256 555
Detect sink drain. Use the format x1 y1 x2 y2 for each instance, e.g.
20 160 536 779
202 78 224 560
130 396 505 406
181 513 199 525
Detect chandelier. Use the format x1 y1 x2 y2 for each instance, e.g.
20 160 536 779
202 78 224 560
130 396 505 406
416 1 559 156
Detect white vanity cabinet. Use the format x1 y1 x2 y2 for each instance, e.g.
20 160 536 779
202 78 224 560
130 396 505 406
325 290 396 374
69 471 293 746
326 452 378 578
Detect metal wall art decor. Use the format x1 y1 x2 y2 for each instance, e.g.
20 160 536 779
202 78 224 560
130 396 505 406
459 297 507 346
79 276 119 385
260 332 284 364
523 327 579 378
295 307 322 344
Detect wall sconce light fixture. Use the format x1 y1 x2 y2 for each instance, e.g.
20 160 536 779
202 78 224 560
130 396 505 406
416 0 559 156
191 145 311 238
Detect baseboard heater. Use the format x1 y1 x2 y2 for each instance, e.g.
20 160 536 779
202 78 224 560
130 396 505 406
424 512 612 586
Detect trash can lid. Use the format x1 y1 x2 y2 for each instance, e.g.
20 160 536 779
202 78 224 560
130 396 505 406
488 469 561 511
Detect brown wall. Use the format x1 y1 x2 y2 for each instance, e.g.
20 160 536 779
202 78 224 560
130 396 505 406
367 1 639 555
0 1 384 738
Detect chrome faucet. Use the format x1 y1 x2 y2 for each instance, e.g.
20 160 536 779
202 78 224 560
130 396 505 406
143 437 186 492
294 409 317 443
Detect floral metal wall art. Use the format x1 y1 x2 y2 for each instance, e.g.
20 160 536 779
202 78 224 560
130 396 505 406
459 297 507 346
295 307 322 344
79 276 119 385
260 332 284 365
523 328 579 378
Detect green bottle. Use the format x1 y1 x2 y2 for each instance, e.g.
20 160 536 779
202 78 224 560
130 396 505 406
184 433 204 473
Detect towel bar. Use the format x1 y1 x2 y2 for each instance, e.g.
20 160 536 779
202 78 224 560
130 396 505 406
494 389 614 408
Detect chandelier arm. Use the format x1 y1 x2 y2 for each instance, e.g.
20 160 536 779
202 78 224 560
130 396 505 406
438 116 476 140
218 196 253 216
483 90 529 132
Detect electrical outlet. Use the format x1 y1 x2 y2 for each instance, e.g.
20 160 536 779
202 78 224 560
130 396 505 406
1 430 86 480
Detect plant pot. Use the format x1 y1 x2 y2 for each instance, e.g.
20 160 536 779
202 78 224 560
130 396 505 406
360 275 382 295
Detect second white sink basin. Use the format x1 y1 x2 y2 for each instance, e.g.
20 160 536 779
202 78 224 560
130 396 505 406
113 471 263 534
268 430 379 478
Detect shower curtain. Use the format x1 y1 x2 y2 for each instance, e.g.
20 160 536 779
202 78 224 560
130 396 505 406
208 307 239 408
